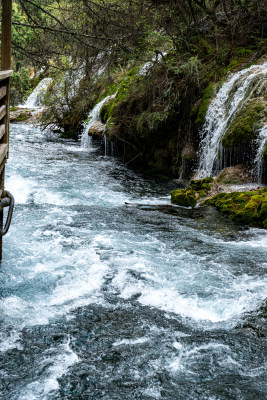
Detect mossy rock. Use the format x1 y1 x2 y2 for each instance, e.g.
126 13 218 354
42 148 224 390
171 177 214 207
205 188 267 228
222 100 266 149
15 112 31 121
171 189 197 208
190 177 214 191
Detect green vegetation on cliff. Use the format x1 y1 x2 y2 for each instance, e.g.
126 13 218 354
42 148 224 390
8 0 267 177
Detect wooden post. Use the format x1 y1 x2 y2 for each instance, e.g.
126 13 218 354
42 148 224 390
1 0 12 70
0 0 12 259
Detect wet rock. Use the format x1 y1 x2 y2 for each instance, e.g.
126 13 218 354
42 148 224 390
216 164 253 185
10 107 43 123
88 121 105 138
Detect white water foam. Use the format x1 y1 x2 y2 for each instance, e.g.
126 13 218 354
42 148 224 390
20 78 52 109
18 337 79 400
254 124 267 183
197 63 267 178
113 337 149 346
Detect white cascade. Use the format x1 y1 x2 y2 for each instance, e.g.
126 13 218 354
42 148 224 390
22 78 52 109
197 63 267 178
81 94 114 149
254 124 267 183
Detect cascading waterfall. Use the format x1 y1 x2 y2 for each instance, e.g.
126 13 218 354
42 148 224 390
81 94 114 149
197 63 267 178
254 124 267 183
21 77 52 109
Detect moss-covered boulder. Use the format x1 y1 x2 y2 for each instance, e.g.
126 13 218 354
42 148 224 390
171 189 197 208
10 109 31 122
171 177 214 207
205 187 267 228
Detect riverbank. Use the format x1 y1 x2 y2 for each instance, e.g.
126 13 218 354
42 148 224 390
10 107 43 124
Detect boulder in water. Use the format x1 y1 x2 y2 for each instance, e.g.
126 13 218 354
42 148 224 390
88 121 105 138
171 177 215 208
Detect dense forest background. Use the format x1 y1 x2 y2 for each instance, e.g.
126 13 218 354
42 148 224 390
7 0 267 178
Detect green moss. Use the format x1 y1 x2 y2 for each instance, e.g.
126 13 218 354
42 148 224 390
99 98 115 123
222 100 266 149
190 177 214 191
171 189 197 208
205 189 267 228
171 177 214 207
193 84 215 128
115 66 143 103
16 112 30 121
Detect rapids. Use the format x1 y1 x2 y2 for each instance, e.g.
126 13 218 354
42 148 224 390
0 123 267 399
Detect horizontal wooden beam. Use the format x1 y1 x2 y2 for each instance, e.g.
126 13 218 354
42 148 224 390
0 70 13 80
0 144 8 165
0 105 6 120
0 125 5 140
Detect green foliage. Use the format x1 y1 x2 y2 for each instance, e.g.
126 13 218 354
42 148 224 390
10 68 31 105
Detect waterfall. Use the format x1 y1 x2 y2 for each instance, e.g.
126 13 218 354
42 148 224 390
22 78 52 109
197 63 267 178
81 94 114 149
254 125 267 183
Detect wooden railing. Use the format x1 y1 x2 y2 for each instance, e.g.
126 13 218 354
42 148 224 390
0 70 12 257
0 0 13 259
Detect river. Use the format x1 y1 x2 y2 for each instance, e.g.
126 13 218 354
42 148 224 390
1 123 267 399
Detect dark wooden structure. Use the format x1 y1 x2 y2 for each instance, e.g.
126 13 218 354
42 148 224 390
0 0 13 258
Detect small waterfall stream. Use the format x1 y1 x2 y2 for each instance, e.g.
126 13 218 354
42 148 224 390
254 124 267 182
21 78 52 109
197 63 267 178
81 95 113 148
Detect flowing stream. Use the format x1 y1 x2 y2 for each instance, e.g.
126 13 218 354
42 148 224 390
1 123 267 399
